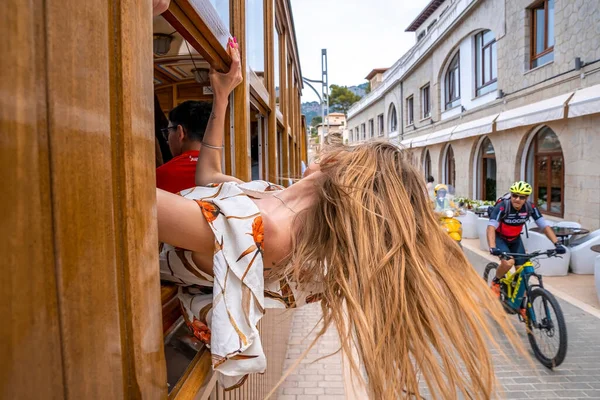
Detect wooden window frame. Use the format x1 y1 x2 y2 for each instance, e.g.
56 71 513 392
530 0 554 69
368 119 374 138
406 96 414 126
421 84 431 119
444 51 460 110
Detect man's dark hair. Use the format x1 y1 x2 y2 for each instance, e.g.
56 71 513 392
427 175 434 183
168 100 212 142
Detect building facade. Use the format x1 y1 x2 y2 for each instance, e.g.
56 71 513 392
347 0 600 229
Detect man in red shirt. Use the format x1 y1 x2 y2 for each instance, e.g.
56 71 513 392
156 100 212 193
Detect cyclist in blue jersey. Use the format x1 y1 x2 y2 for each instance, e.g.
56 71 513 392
487 181 566 297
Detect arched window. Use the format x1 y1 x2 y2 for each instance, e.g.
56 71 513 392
423 150 431 179
475 30 497 96
477 137 496 200
388 103 398 133
444 144 456 187
445 52 460 109
525 126 564 216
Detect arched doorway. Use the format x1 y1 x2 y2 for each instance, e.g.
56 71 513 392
444 144 456 187
525 126 564 216
478 137 496 201
423 149 432 180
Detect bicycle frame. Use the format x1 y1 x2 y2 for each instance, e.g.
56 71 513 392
499 251 555 328
500 262 537 310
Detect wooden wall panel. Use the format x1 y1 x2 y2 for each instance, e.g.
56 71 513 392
1 1 166 398
45 0 126 396
231 0 251 181
265 0 278 183
110 0 167 397
0 2 65 399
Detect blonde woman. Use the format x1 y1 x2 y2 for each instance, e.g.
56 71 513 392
158 40 525 399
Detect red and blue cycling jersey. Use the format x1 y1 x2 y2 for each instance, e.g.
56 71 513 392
488 200 548 242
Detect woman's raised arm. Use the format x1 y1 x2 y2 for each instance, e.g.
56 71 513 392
195 39 244 186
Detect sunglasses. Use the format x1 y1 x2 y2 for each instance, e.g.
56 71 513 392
511 194 528 201
161 125 178 140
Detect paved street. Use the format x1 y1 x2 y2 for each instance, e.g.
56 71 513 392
278 299 600 400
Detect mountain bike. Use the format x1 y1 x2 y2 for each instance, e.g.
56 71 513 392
483 249 567 368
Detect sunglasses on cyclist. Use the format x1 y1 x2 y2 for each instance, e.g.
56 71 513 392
161 125 178 140
511 193 528 201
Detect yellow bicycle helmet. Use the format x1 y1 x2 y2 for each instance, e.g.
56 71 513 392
510 181 532 196
434 184 448 196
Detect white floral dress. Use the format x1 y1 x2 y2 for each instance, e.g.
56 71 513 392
159 180 320 390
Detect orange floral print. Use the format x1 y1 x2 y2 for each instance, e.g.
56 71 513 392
196 200 221 223
191 317 211 344
238 216 264 281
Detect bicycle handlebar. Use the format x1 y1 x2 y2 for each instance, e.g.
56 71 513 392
499 249 558 261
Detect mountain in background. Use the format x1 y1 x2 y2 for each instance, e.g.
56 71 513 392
348 82 369 98
301 101 321 127
301 83 369 126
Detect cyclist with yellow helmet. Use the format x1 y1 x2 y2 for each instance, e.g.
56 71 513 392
487 181 566 297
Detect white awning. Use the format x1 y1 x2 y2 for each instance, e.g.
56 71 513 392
399 138 413 148
451 114 499 141
568 84 600 118
425 126 456 145
411 133 432 148
496 92 573 131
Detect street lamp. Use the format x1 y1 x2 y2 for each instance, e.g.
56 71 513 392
302 49 329 150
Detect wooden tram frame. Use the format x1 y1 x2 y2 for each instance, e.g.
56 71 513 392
3 0 306 398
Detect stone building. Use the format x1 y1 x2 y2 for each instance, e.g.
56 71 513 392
347 0 600 229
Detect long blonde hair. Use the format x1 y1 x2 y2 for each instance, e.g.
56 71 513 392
280 142 526 399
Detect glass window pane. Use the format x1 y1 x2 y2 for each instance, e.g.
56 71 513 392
475 34 482 88
484 138 495 155
537 127 562 152
550 155 562 214
209 0 230 31
532 51 553 68
491 42 497 80
535 8 546 54
246 0 265 76
274 25 280 109
537 156 548 210
483 48 491 83
483 30 494 45
548 0 555 47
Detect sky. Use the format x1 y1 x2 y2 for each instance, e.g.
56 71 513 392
290 0 432 103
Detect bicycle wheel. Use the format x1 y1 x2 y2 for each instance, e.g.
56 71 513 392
526 288 568 368
482 262 498 287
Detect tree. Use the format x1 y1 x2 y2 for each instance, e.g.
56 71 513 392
328 85 361 116
310 116 322 127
